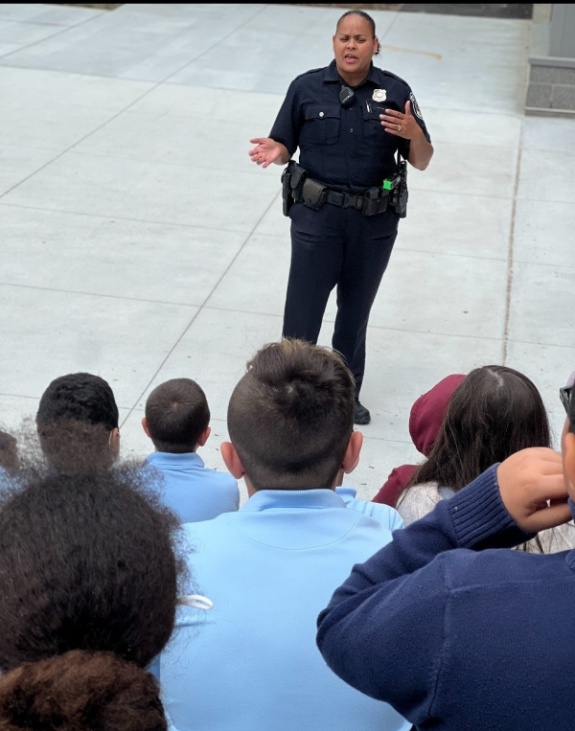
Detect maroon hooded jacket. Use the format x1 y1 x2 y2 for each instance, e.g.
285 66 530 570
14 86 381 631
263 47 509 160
372 374 466 506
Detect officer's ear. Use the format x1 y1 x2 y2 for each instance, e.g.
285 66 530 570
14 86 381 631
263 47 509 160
374 35 380 55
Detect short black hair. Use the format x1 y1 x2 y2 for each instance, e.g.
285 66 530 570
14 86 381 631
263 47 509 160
145 378 210 453
37 372 119 430
228 339 355 490
36 373 119 473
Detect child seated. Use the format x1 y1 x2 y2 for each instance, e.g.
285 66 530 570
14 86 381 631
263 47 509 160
142 378 239 523
0 429 18 474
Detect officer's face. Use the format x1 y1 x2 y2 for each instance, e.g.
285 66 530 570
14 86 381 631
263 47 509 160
333 15 378 85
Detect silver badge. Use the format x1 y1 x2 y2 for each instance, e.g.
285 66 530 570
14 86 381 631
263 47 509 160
372 89 386 102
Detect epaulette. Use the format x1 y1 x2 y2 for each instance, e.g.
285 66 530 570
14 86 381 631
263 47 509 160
293 67 324 81
374 68 410 89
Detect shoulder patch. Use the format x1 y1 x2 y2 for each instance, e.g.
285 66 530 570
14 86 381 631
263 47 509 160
409 91 424 119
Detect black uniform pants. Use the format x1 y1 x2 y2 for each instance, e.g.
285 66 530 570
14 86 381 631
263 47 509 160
282 202 398 396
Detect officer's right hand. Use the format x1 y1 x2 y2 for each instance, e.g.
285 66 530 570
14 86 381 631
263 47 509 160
249 138 286 168
497 447 571 533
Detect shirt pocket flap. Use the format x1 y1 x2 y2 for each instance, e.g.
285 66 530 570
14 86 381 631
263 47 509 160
304 104 341 121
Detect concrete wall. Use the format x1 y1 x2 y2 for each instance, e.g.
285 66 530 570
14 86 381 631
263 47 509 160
526 4 575 116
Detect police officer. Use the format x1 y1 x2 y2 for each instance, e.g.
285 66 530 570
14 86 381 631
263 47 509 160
249 10 433 425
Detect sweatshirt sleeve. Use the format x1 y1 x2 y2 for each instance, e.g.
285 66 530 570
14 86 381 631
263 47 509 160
371 465 416 506
316 465 533 725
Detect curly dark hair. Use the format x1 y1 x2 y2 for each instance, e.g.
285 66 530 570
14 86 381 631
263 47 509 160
0 650 166 731
0 466 184 672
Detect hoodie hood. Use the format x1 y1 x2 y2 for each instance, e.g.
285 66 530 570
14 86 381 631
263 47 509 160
408 374 466 456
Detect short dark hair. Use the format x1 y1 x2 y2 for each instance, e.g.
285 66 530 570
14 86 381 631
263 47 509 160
228 339 355 490
145 378 210 453
36 373 119 473
37 373 119 430
404 365 551 492
0 466 182 673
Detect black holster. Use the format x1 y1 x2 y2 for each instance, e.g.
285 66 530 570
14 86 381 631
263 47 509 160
361 187 388 216
281 164 293 216
390 160 408 218
281 161 308 216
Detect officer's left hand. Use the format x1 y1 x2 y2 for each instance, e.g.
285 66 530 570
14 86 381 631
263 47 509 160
379 101 421 140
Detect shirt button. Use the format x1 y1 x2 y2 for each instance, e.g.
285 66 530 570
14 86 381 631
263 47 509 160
350 128 354 132
319 112 324 117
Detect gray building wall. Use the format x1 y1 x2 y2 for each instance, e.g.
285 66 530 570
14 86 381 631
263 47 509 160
526 4 575 116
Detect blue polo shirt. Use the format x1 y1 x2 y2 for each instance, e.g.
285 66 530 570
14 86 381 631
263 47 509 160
336 485 400 520
269 60 430 192
159 489 408 731
144 451 239 523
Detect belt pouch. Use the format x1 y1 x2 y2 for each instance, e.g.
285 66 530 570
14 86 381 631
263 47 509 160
301 177 327 210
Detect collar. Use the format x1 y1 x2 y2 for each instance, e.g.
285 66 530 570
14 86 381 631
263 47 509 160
146 451 204 468
240 488 346 513
324 59 378 88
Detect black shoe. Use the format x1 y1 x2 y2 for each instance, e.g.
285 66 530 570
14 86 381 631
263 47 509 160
354 400 371 425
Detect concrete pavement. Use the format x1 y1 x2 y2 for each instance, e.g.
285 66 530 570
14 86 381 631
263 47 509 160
0 3 573 500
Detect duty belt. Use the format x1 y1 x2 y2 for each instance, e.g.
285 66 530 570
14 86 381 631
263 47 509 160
325 189 365 210
282 161 391 217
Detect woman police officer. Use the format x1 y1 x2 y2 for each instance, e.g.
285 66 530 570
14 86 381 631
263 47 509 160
249 10 433 424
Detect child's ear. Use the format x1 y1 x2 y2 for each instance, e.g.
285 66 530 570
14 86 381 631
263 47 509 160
342 431 363 474
197 426 211 447
109 427 121 461
141 417 151 438
221 441 245 478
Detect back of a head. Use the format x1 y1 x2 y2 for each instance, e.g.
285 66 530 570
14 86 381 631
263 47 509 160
227 339 355 490
36 372 119 473
0 467 181 671
0 467 182 729
145 378 209 453
408 374 467 457
0 651 166 731
409 365 551 491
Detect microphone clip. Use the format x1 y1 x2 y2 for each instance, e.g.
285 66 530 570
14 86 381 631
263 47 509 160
339 85 355 108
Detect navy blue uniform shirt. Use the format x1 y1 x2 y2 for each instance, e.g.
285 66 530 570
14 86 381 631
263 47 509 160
269 60 431 193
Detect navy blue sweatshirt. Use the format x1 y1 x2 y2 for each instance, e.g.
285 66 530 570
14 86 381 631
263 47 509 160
317 465 575 730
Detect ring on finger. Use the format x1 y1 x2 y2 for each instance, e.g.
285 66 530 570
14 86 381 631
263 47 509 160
397 124 402 132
